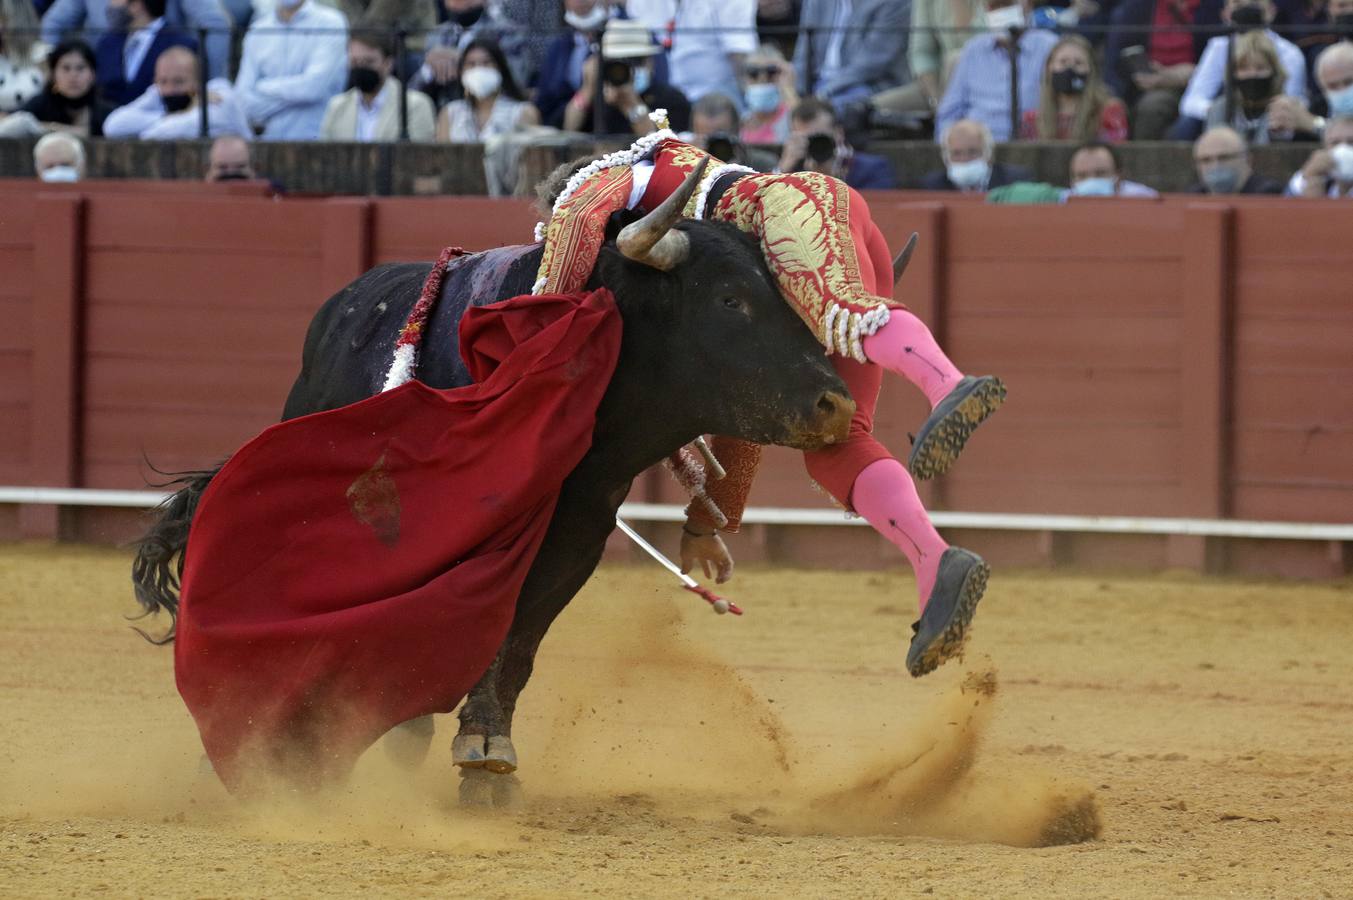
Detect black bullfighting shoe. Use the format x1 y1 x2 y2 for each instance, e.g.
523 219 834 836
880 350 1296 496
907 375 1007 480
906 547 990 677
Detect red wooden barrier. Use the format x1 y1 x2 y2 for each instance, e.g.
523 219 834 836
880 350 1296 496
2 183 1349 575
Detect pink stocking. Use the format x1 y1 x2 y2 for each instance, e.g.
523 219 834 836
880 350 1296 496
850 458 948 610
861 311 964 408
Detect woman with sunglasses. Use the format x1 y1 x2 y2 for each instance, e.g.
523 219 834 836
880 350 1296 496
739 45 798 145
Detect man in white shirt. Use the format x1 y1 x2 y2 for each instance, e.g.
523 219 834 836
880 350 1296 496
320 32 436 142
627 0 757 108
103 46 252 139
1173 0 1307 139
235 0 348 140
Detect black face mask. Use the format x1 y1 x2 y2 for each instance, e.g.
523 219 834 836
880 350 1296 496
161 92 193 112
1333 12 1353 34
214 171 250 181
348 66 382 94
1051 69 1088 95
1236 75 1272 104
450 6 485 27
1230 4 1265 30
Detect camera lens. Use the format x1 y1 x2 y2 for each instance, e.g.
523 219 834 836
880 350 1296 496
806 133 836 163
603 60 633 87
707 132 737 161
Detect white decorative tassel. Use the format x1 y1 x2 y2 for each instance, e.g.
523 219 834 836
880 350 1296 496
381 343 417 393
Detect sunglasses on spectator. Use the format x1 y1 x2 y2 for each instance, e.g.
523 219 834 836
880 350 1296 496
745 65 779 80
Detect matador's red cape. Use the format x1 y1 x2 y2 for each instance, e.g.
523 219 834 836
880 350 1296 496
174 287 621 791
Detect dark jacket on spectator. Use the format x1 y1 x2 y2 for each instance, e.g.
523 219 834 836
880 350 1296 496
95 26 197 107
573 81 692 135
846 152 898 190
915 161 1033 191
1185 172 1284 194
20 89 115 137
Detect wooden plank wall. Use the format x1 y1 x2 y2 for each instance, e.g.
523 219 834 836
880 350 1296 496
2 185 1350 575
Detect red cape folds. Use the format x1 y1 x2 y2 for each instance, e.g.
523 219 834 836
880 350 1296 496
174 289 622 791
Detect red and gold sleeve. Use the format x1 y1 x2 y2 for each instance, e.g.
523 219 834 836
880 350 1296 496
685 436 762 534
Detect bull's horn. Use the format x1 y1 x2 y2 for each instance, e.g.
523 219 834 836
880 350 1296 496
893 232 919 285
616 157 710 270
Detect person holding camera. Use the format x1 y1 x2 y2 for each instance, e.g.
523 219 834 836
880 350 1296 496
775 97 897 189
562 18 690 135
688 91 778 172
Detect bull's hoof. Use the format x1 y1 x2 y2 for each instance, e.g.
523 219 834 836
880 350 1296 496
452 733 487 768
458 768 496 807
484 735 518 774
907 375 1006 481
383 715 435 769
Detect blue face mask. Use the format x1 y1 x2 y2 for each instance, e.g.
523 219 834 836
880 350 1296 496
745 82 780 113
1072 176 1117 196
632 67 651 95
1327 83 1353 117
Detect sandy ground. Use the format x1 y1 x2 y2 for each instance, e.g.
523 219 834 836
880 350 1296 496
2 543 1352 899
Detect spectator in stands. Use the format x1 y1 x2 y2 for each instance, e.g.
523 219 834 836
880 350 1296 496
1172 0 1308 140
1205 30 1316 142
628 0 756 107
1021 35 1128 142
1266 40 1353 136
776 96 897 188
755 0 798 58
411 0 528 108
435 36 535 141
32 130 85 181
18 39 113 136
42 0 230 81
918 117 1031 190
333 0 437 51
93 0 198 107
236 0 348 140
1068 141 1159 196
535 0 611 128
321 31 435 141
1288 0 1353 91
688 91 778 170
870 0 984 116
104 44 250 137
739 44 796 145
936 0 1058 142
1188 124 1284 192
0 0 44 113
205 133 255 180
562 17 690 135
1104 0 1204 140
790 0 910 109
1285 113 1353 194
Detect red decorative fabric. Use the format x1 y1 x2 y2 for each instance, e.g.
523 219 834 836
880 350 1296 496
174 289 623 792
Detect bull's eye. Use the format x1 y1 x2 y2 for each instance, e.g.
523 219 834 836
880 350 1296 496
721 296 748 315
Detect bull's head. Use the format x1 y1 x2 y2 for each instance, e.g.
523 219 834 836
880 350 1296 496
595 162 854 452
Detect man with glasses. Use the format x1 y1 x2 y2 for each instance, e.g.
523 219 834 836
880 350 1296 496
1187 125 1283 193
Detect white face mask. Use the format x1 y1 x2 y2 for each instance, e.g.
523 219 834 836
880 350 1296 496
1331 142 1353 182
461 65 502 99
986 3 1026 32
39 165 81 183
946 158 990 190
564 6 608 32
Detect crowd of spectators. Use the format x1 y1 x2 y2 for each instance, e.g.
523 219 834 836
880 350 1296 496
0 0 1351 198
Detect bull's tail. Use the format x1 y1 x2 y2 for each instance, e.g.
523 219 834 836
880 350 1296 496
130 465 221 644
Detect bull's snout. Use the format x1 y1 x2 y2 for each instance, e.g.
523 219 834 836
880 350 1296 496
789 389 854 450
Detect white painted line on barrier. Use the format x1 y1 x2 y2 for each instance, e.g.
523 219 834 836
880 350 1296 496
2 488 1351 542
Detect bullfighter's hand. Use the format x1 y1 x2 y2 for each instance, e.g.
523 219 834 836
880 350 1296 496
680 529 734 584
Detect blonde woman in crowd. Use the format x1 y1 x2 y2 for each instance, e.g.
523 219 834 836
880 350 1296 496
738 44 798 145
1206 31 1308 144
1021 34 1127 142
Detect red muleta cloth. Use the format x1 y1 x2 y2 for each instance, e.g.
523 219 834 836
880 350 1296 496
174 288 622 792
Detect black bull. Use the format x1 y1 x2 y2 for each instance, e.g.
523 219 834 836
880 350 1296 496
133 213 854 802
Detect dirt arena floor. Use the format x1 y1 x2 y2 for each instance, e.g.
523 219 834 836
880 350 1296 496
2 543 1352 898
